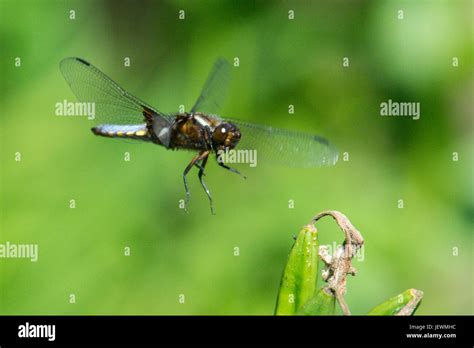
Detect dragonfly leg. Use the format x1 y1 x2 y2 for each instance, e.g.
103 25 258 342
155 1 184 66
183 152 203 213
216 157 247 179
194 162 205 175
197 151 214 215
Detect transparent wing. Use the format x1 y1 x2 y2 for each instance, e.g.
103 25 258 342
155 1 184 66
229 120 338 168
60 57 171 125
191 58 231 115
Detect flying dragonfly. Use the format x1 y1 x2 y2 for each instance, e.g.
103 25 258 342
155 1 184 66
60 57 338 214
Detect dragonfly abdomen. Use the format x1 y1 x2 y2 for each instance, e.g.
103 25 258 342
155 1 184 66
91 124 150 140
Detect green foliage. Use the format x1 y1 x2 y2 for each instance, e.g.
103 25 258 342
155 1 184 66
367 289 423 316
296 287 336 315
274 225 319 315
275 217 423 316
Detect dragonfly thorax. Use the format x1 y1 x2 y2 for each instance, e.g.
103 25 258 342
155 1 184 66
155 112 240 152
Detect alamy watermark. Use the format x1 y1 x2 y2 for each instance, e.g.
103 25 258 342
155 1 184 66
18 322 55 341
320 241 365 262
0 241 38 262
55 99 95 120
380 99 420 120
217 148 257 167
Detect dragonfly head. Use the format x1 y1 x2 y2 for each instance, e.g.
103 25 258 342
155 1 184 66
213 122 241 149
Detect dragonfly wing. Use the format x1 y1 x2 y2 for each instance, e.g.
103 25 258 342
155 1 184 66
228 120 339 168
60 57 171 126
191 58 231 115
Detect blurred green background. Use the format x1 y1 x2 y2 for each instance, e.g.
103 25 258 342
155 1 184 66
0 0 472 315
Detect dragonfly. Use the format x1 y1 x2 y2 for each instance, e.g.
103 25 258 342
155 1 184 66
60 57 338 214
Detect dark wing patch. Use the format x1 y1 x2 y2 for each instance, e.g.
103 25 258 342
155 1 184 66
75 57 90 66
142 105 156 125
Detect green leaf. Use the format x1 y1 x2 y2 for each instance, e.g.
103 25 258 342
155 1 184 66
296 286 336 315
367 288 424 315
275 224 319 315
